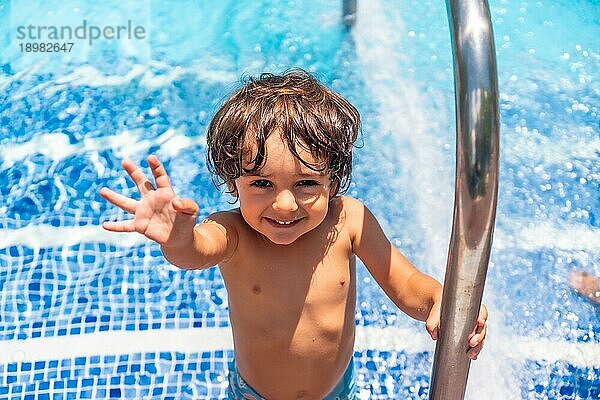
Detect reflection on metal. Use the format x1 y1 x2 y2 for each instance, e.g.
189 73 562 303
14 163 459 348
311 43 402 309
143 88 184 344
343 0 357 28
429 0 499 399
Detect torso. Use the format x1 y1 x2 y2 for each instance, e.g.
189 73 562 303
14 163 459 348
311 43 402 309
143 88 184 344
218 197 356 399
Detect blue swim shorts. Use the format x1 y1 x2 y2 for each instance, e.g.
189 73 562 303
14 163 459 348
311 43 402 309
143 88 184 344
227 358 357 399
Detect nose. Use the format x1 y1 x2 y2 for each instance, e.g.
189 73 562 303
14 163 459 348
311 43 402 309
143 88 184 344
272 189 299 212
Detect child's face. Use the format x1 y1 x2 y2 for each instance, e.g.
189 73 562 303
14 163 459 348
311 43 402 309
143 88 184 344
233 134 334 245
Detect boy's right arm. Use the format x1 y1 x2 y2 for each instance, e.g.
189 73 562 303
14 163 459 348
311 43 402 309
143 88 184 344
161 211 238 270
100 155 237 270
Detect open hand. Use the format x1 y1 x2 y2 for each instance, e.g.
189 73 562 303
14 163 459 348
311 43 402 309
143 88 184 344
100 155 199 247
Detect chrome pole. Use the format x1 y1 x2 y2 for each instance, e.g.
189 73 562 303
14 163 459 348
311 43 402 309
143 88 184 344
429 0 499 398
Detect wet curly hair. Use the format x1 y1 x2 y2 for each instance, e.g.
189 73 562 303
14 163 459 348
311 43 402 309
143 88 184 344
206 69 361 198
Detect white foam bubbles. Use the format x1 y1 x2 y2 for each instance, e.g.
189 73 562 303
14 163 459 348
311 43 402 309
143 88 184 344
0 126 201 167
354 0 453 277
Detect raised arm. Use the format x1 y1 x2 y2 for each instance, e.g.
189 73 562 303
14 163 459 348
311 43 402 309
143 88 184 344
163 211 239 270
100 155 237 270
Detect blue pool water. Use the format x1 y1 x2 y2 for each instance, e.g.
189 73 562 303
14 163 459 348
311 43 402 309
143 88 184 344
1 0 599 399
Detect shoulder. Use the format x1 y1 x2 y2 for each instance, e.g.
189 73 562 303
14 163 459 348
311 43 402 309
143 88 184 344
332 195 365 218
335 195 364 211
331 196 367 240
195 209 243 264
202 208 244 228
197 209 243 252
333 196 389 252
200 208 243 231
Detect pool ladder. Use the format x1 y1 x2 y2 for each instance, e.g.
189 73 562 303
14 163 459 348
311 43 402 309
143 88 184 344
344 1 499 399
429 0 499 398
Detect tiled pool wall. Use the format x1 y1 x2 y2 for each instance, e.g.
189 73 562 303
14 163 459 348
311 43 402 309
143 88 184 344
2 350 599 399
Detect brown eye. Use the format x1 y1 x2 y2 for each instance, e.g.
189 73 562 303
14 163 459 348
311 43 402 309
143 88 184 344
250 179 271 188
297 180 319 187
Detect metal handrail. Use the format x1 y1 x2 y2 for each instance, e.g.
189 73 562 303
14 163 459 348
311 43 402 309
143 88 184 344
429 0 499 399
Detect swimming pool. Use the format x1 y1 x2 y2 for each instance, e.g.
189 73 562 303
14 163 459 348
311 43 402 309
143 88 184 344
0 0 598 398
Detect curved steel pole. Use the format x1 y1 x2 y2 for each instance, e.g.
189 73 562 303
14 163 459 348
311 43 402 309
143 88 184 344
429 0 499 399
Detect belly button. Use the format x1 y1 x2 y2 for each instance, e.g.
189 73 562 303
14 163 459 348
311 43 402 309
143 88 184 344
339 278 345 287
252 285 261 294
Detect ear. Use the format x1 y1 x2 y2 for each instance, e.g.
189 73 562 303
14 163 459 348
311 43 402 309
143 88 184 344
328 179 340 199
227 181 238 197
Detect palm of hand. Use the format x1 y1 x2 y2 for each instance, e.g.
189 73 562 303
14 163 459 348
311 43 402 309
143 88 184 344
134 186 178 244
100 156 198 247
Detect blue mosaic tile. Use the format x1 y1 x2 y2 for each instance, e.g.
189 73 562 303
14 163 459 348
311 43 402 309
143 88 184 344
0 3 598 398
0 241 230 341
12 349 594 399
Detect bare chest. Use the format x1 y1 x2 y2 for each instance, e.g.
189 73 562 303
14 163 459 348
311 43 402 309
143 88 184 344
228 244 352 308
219 226 356 333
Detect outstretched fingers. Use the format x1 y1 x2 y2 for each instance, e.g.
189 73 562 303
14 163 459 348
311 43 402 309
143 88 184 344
99 187 138 214
172 197 199 216
147 155 172 189
122 159 156 195
102 219 136 233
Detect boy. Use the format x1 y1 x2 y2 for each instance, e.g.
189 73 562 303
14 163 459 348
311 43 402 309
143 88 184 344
100 70 487 399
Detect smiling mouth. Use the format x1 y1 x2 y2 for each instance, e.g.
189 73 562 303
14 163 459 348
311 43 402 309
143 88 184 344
265 217 302 227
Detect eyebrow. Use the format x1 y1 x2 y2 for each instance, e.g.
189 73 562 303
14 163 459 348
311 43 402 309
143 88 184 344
243 171 326 178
